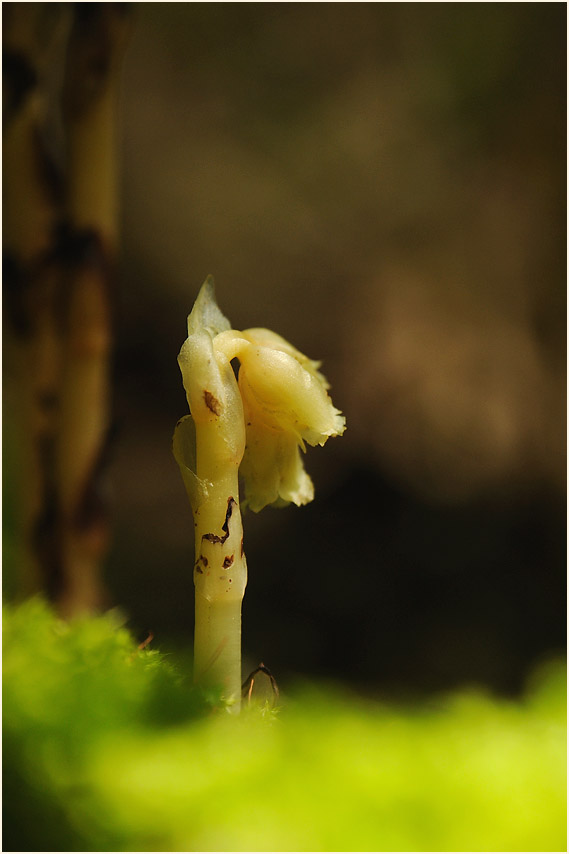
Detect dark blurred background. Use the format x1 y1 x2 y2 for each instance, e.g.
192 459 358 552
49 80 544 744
105 3 565 698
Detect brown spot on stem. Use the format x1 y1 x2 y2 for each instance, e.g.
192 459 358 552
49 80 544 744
240 537 244 557
202 497 236 545
223 554 234 568
204 390 221 416
194 553 209 574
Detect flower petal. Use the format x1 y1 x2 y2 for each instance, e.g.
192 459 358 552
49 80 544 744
241 327 330 388
239 417 314 512
237 342 346 447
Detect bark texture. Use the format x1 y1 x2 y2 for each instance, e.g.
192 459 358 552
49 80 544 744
3 3 130 614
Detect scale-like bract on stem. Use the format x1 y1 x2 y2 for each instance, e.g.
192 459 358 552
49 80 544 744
173 276 345 707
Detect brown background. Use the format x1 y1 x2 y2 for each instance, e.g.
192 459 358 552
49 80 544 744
106 3 565 696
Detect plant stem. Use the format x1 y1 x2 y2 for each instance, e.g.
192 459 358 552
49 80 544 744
194 597 243 701
192 425 247 709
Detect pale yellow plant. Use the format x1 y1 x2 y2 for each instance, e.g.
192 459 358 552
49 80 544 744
173 277 345 709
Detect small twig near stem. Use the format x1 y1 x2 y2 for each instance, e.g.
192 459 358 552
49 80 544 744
137 631 154 652
242 663 280 706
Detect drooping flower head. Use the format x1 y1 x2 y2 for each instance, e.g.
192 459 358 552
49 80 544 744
174 277 346 513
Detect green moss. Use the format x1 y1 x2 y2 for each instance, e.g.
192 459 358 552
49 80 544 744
3 599 566 852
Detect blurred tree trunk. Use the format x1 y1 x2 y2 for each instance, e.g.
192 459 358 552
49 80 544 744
3 3 129 615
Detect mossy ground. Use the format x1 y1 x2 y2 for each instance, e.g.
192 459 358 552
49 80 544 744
3 599 566 852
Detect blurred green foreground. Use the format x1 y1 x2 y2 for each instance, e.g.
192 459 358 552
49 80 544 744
3 599 566 852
